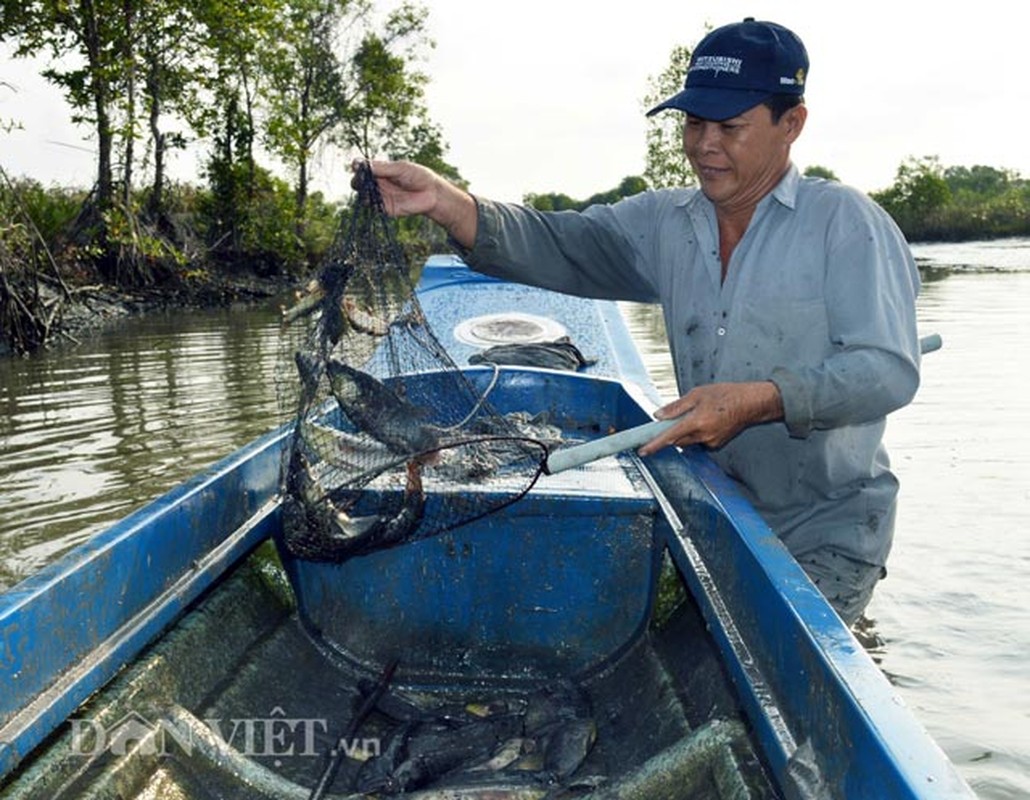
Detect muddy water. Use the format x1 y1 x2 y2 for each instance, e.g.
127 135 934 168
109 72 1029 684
0 302 303 587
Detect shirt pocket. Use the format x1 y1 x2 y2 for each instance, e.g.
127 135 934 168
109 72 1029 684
735 295 830 374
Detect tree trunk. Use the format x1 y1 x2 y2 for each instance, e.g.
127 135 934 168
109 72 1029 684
80 0 114 211
121 0 136 210
241 68 256 201
147 56 165 219
296 156 308 241
95 106 114 212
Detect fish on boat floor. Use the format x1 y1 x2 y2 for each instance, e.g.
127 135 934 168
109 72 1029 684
1 549 781 799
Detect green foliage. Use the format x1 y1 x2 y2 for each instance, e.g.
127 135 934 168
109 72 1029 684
872 156 1030 242
0 181 35 277
0 191 48 352
803 165 839 181
588 176 649 206
200 158 307 274
0 0 130 210
100 199 190 286
387 121 466 267
525 176 648 212
137 0 214 217
3 0 455 282
389 121 465 187
260 0 354 231
301 190 345 261
341 3 437 163
1 179 84 245
873 156 951 216
642 43 697 189
523 192 577 212
943 164 1017 201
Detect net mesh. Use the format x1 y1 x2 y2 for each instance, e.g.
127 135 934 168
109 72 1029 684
278 164 558 562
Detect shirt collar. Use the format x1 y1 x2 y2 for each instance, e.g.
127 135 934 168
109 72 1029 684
678 162 800 211
771 163 800 209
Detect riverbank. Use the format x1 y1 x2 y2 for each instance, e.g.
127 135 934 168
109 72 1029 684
1 268 295 358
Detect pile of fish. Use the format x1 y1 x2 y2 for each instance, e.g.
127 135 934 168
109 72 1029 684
348 679 601 796
282 346 434 562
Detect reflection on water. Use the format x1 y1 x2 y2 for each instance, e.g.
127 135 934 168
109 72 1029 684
866 263 1030 799
1 241 1029 798
912 235 1030 272
0 301 303 588
618 302 675 400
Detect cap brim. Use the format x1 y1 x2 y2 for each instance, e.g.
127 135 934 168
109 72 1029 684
646 87 772 121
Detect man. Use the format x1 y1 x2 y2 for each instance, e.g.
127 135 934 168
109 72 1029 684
363 18 921 626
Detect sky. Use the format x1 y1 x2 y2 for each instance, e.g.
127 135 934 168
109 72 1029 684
2 0 1028 204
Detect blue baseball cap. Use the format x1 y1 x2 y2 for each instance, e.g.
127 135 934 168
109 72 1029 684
647 18 808 121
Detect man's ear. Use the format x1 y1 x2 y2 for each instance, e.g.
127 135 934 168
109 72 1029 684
784 104 807 142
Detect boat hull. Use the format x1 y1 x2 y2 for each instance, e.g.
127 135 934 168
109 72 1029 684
281 368 660 685
0 256 976 799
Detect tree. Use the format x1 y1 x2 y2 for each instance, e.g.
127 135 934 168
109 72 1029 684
261 0 359 238
391 120 464 186
1 0 130 215
583 176 649 207
199 0 283 259
641 43 696 190
1 0 223 283
943 164 1015 201
871 156 952 229
525 176 648 212
3 0 459 278
523 191 577 212
388 120 465 261
339 4 434 160
804 165 839 181
0 0 181 285
256 0 444 248
138 0 211 221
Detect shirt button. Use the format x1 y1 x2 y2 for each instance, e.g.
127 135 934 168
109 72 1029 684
717 326 727 336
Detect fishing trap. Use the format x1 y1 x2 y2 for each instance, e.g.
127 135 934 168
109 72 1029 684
277 163 563 562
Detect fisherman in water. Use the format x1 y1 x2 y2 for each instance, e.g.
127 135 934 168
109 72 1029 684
360 18 922 627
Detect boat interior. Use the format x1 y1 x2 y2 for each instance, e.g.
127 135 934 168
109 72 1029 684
1 375 783 799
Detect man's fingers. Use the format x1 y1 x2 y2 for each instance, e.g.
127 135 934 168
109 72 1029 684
638 412 692 456
655 391 698 419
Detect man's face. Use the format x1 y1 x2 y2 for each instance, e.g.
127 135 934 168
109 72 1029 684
682 103 806 214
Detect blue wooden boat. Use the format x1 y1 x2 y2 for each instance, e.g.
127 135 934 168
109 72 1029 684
0 256 975 799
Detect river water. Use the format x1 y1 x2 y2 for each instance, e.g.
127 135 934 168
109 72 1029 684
2 239 1029 798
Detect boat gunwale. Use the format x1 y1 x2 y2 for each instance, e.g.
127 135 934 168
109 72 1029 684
0 258 978 798
639 445 976 799
0 425 290 779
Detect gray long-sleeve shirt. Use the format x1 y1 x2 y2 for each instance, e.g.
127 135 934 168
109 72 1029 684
462 165 921 565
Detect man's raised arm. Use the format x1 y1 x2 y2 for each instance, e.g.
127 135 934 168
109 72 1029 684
360 160 478 250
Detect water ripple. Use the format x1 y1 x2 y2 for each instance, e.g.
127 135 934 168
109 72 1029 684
0 305 295 588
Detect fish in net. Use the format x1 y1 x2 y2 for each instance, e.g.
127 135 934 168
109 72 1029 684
277 163 560 562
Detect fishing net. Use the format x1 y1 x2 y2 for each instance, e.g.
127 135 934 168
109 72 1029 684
277 163 559 562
